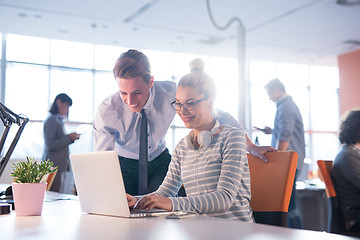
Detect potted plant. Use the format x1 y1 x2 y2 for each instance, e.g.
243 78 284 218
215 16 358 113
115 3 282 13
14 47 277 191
11 157 57 216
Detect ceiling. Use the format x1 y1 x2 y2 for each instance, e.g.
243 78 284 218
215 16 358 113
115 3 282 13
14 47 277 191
0 0 360 66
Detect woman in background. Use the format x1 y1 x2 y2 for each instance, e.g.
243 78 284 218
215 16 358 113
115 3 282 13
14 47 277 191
127 68 253 222
43 93 80 193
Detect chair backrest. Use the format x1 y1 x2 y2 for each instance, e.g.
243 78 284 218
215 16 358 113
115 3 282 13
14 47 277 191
317 160 336 198
317 160 347 234
46 168 58 191
248 151 298 227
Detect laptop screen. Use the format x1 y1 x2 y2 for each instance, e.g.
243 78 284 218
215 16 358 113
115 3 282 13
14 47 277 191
70 151 131 217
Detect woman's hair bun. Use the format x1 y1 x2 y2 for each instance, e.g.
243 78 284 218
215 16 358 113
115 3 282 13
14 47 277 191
190 58 205 73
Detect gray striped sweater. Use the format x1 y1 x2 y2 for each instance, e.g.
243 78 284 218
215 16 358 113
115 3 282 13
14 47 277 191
155 125 254 222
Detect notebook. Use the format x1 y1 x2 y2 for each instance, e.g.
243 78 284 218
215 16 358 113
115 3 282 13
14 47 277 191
70 151 176 218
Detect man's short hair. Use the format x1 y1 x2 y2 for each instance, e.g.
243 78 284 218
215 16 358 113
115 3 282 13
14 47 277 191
113 49 151 84
265 78 286 93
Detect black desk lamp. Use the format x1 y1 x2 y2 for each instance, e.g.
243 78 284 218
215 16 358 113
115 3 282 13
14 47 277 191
0 102 28 214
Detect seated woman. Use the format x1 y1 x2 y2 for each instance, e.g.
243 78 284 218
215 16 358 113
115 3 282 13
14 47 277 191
127 68 253 222
331 109 360 233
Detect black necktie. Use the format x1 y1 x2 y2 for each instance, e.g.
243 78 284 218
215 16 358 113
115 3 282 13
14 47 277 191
138 109 148 194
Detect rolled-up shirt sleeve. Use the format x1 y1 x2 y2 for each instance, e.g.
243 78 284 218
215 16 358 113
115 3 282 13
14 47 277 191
93 109 117 152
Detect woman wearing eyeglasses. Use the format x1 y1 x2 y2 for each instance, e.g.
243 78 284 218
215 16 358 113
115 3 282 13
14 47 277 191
127 69 253 222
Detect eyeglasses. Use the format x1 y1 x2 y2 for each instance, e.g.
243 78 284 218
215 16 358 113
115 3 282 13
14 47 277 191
171 96 208 112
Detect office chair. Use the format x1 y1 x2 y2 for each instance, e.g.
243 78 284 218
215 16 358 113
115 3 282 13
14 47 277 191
46 168 58 191
248 151 298 227
317 160 357 236
317 160 360 237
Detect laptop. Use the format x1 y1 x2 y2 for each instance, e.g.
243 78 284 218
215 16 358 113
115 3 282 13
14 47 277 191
70 151 176 218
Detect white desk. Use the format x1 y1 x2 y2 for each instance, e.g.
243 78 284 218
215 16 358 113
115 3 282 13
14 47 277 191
0 192 357 240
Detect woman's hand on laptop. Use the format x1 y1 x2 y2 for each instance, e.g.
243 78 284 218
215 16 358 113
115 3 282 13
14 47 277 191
126 194 138 208
134 194 172 211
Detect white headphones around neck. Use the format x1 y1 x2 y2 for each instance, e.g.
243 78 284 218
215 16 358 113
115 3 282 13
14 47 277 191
185 120 220 149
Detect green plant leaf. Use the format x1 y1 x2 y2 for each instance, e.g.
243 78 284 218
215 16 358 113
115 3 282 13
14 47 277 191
11 157 58 183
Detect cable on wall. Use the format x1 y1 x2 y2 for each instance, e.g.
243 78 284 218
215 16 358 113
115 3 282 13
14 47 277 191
205 0 249 130
205 0 244 30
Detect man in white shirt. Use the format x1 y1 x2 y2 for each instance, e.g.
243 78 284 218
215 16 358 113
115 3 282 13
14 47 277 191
93 49 176 195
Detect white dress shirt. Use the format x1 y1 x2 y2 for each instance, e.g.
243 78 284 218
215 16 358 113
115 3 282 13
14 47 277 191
93 81 176 161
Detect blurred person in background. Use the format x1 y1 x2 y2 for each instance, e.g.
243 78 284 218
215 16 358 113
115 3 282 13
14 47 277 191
258 78 305 229
331 109 360 235
43 93 80 193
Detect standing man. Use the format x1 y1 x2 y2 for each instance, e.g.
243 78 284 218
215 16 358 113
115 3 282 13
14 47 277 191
260 78 305 229
93 49 176 195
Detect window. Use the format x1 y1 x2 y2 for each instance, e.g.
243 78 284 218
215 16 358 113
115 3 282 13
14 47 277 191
5 63 49 120
3 35 97 159
277 63 310 129
0 33 2 60
50 68 94 123
50 39 93 69
7 34 49 64
4 121 45 160
309 66 339 131
309 66 340 164
250 61 277 140
209 56 238 119
94 45 127 71
93 71 117 113
142 49 174 81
